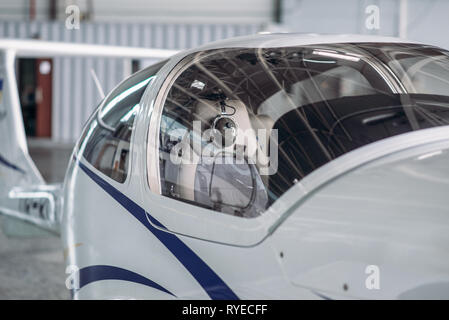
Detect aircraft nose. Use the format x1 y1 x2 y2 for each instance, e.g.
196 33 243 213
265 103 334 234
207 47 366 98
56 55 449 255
269 144 449 299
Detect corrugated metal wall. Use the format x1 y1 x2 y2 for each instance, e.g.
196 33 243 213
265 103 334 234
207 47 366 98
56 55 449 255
0 0 273 24
0 21 260 142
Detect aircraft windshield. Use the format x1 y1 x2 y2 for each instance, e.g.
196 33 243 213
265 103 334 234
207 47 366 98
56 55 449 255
158 43 449 218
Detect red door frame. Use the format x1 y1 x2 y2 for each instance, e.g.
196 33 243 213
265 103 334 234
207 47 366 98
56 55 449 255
35 58 52 138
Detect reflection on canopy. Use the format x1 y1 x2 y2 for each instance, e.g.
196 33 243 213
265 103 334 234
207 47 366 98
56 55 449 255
159 43 449 217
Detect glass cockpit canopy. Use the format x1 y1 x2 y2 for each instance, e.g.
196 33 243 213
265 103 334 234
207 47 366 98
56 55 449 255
158 42 449 218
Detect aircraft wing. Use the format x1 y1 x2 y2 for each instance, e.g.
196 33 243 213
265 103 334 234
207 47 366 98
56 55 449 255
0 40 178 236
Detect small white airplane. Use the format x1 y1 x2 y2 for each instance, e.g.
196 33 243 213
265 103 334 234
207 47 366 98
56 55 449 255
1 34 449 300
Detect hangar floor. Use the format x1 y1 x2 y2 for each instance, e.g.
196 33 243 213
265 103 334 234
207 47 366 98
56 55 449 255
0 139 72 299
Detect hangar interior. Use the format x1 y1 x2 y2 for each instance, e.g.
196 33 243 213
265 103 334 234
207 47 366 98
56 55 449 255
0 0 448 299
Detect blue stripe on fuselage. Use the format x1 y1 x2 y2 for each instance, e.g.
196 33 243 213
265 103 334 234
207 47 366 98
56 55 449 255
77 160 239 300
77 265 175 297
0 154 25 174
